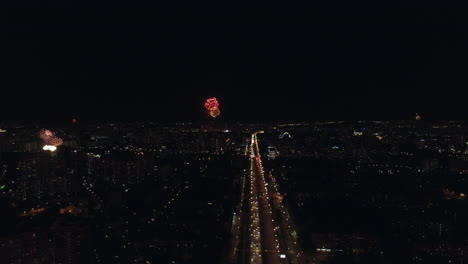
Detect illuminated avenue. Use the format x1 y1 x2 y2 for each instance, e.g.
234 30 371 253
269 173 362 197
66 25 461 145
229 132 301 264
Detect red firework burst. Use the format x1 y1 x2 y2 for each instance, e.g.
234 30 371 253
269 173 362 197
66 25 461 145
204 97 219 111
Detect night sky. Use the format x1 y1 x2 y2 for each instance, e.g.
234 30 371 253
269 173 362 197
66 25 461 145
2 4 468 122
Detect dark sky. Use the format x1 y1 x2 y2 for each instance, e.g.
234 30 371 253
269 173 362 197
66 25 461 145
2 3 468 122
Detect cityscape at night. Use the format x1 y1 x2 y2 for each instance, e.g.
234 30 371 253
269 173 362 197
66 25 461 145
1 119 468 263
3 3 468 264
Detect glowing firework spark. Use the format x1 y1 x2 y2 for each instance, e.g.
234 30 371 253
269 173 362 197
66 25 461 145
204 97 221 119
38 129 63 147
204 97 219 111
38 129 52 141
48 137 63 146
415 113 421 120
209 108 221 118
43 145 57 152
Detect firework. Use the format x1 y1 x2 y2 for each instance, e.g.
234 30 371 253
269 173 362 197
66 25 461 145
204 97 219 111
38 129 53 141
209 108 221 118
48 137 63 146
38 129 63 147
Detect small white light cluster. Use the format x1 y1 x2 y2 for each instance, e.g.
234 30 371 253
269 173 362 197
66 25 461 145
43 145 57 152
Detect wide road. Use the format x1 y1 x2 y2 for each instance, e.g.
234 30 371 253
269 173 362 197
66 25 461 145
228 132 301 264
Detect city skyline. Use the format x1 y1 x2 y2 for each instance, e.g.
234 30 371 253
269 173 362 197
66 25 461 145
2 120 468 263
3 4 468 263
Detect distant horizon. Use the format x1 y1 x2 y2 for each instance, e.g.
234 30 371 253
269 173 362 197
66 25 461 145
1 117 467 125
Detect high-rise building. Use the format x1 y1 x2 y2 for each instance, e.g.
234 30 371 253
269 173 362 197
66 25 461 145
16 158 40 201
52 219 94 264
